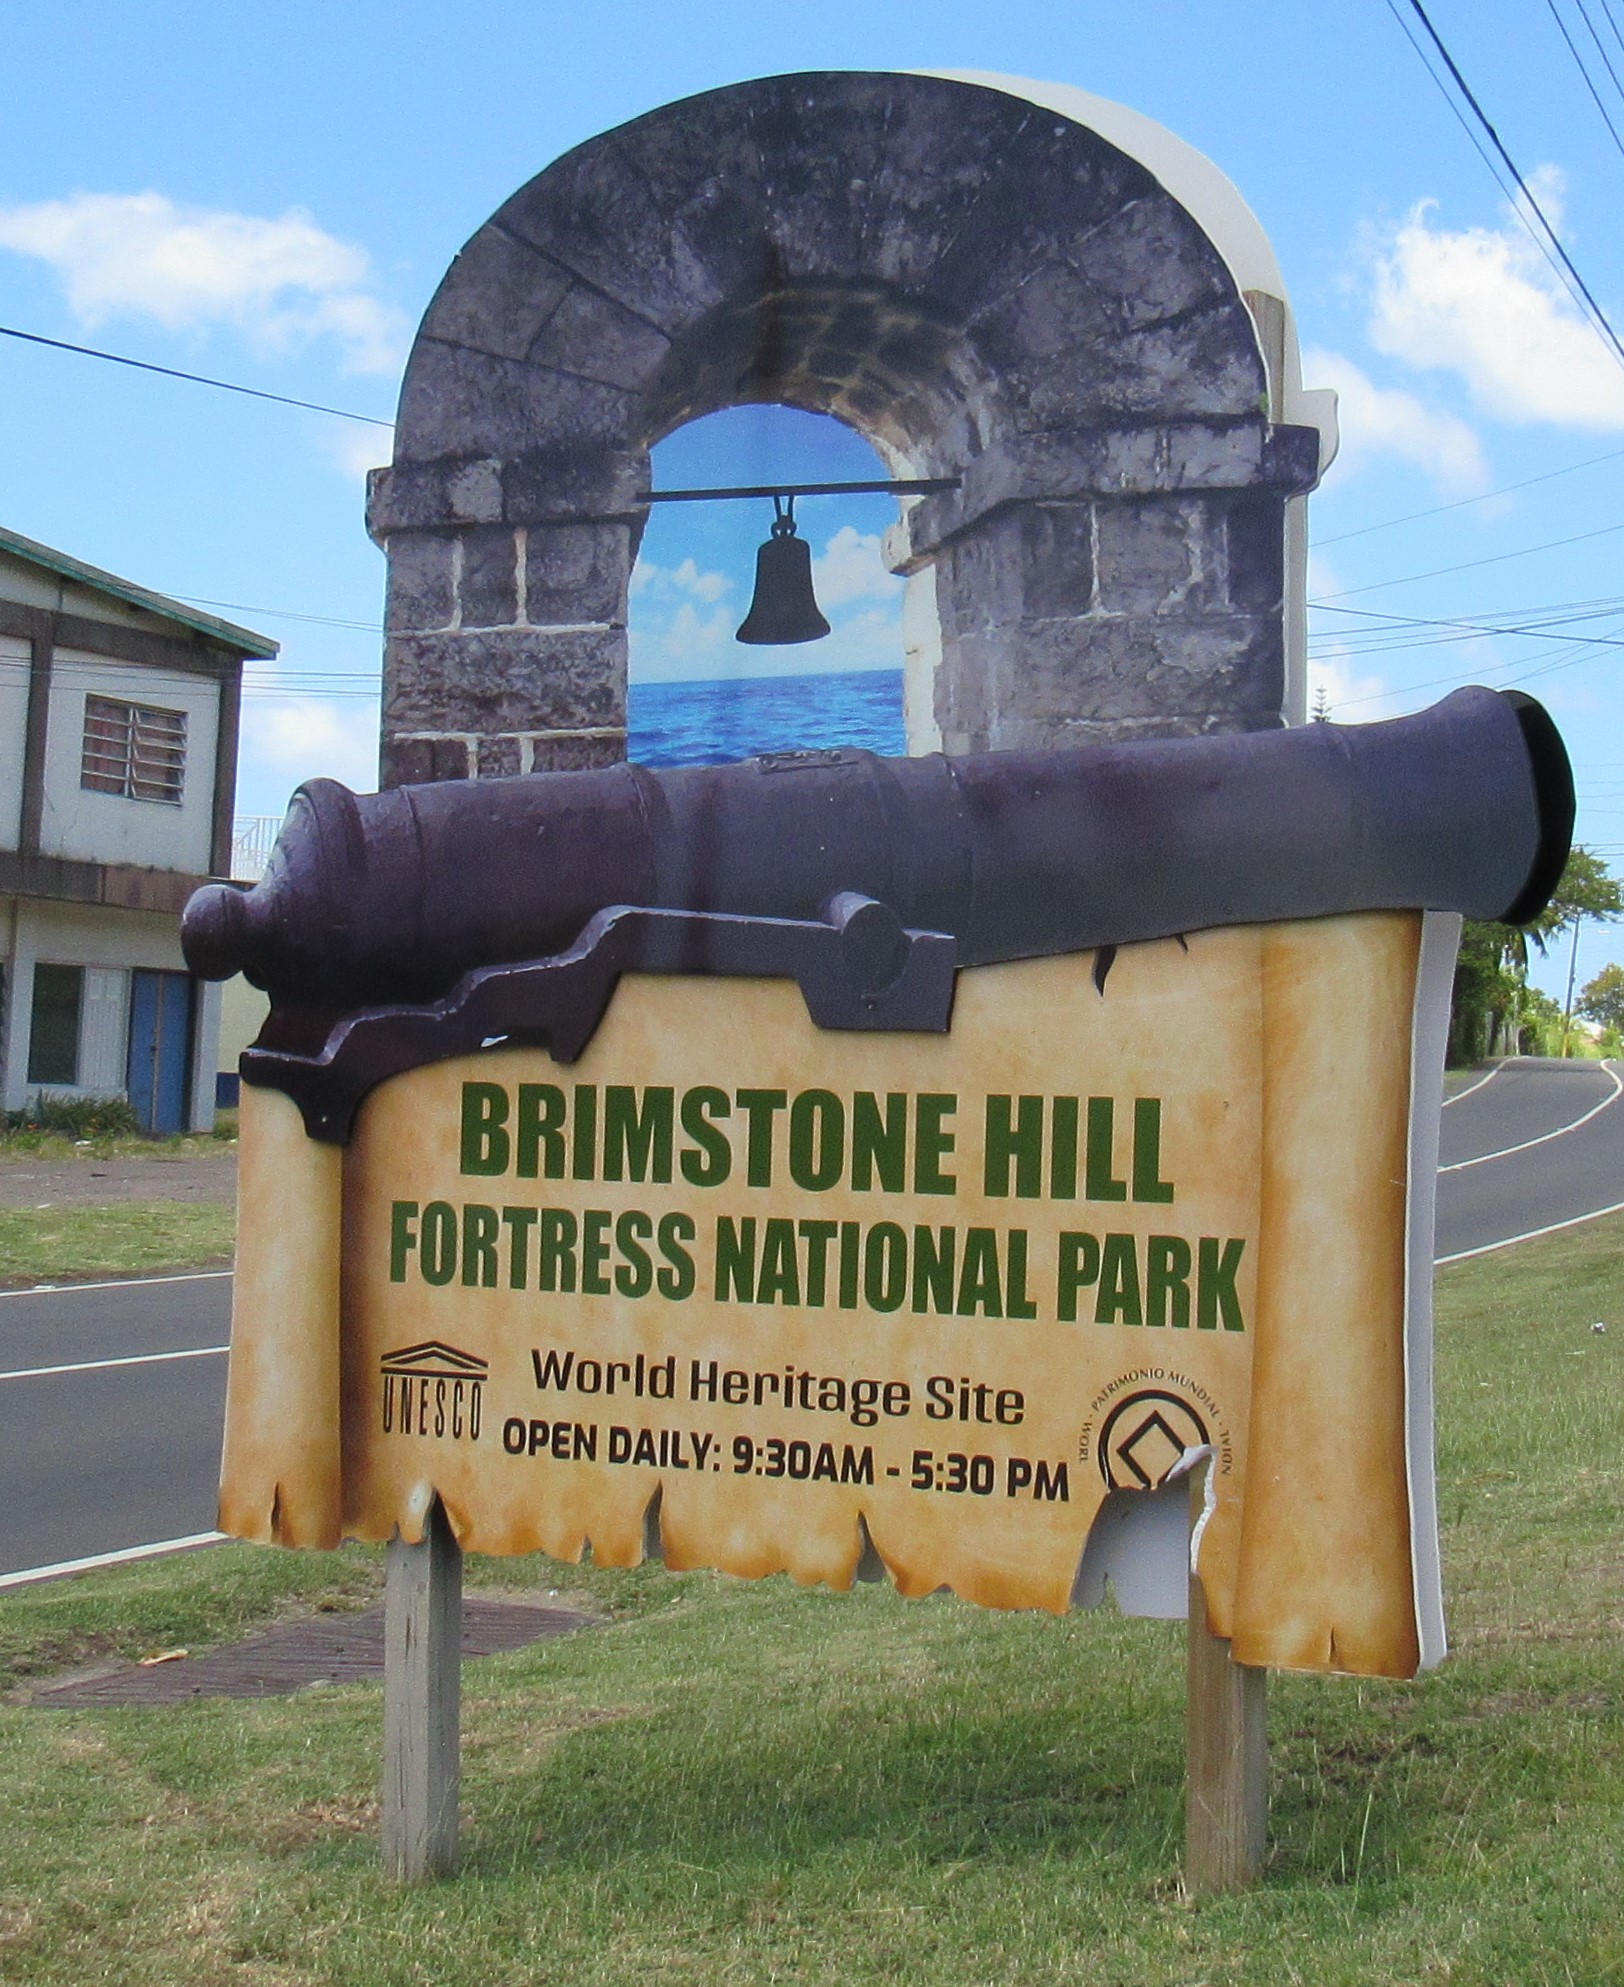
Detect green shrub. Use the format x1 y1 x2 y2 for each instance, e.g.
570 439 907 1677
1 1094 141 1139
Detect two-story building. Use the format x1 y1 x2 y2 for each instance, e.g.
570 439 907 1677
0 525 275 1133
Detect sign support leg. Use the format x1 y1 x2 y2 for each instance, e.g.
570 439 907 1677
383 1498 462 1880
1185 1467 1267 1895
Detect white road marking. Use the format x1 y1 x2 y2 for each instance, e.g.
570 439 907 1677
1439 1061 1622 1173
1441 1063 1505 1107
0 1345 228 1382
0 1269 232 1303
1436 1196 1624 1265
0 1532 225 1592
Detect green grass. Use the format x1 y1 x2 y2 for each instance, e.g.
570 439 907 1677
0 1201 236 1285
0 1111 238 1162
0 1215 1620 1984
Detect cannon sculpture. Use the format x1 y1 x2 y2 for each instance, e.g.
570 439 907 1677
185 685 1571 1139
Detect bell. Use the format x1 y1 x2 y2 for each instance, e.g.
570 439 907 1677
735 498 830 645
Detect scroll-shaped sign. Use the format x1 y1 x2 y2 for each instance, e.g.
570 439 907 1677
186 688 1573 1681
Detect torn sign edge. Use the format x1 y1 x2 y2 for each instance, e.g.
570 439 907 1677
1405 909 1457 1671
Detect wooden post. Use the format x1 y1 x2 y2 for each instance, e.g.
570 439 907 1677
1185 1463 1267 1895
383 1499 462 1880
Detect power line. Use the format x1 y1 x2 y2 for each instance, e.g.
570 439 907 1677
1316 516 1624 596
1310 599 1624 651
1576 0 1624 116
1545 0 1624 162
0 323 395 428
1314 441 1624 547
1391 0 1624 373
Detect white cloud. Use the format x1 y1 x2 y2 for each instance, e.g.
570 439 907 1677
1304 650 1404 724
1305 347 1490 496
244 696 380 793
629 556 731 603
0 190 407 375
1365 179 1624 428
812 525 902 609
325 420 393 483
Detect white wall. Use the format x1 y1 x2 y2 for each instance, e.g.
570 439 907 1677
0 635 30 852
38 650 219 873
0 897 194 1114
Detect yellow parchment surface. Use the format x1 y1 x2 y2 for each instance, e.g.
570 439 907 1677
220 913 1429 1676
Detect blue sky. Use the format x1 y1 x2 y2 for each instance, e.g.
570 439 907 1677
3 0 1624 1000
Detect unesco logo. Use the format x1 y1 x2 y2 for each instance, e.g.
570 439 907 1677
1096 1388 1210 1490
380 1340 488 1442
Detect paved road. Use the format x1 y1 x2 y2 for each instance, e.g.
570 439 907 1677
1435 1058 1624 1261
0 1273 229 1581
3 1058 1619 1582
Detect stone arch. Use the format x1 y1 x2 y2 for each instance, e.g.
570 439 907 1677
369 70 1327 787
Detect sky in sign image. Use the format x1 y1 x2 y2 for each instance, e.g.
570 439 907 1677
1 0 1622 1002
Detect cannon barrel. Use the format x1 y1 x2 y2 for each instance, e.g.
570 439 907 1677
184 686 1572 1010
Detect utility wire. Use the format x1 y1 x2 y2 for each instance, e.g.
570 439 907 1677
1316 516 1624 596
1545 0 1624 161
0 322 395 428
1576 0 1624 112
1314 440 1624 546
1310 600 1624 651
1396 0 1624 373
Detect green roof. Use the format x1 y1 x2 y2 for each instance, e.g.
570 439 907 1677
0 524 279 658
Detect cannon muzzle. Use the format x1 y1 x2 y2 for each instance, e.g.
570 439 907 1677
185 686 1572 1011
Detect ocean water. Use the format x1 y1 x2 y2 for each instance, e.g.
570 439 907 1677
628 669 905 765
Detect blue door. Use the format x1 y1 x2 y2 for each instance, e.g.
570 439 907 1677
127 971 194 1134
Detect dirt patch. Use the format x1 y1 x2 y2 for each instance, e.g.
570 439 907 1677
29 1598 594 1706
0 1151 237 1209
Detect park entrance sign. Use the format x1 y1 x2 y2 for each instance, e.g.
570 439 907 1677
229 916 1439 1677
190 686 1573 1689
180 67 1580 1889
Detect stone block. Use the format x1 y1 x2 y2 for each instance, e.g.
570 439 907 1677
458 527 519 629
1261 424 1322 494
369 452 648 536
496 135 727 337
418 225 573 362
1095 499 1197 614
940 612 1282 736
383 628 627 734
474 734 525 779
1225 497 1285 612
528 732 628 773
384 532 457 633
382 736 475 788
395 337 637 461
936 502 1096 634
1014 504 1097 620
526 283 671 394
524 521 632 627
500 449 649 527
967 259 1118 374
1072 191 1235 330
926 110 1154 322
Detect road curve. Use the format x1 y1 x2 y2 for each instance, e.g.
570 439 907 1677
1435 1059 1624 1262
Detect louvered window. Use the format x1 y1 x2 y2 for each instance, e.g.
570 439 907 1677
81 694 187 804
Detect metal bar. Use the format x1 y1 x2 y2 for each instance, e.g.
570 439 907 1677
638 478 958 503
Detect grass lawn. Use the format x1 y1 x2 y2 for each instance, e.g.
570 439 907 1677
0 1201 236 1286
0 1215 1620 1985
0 1114 238 1163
